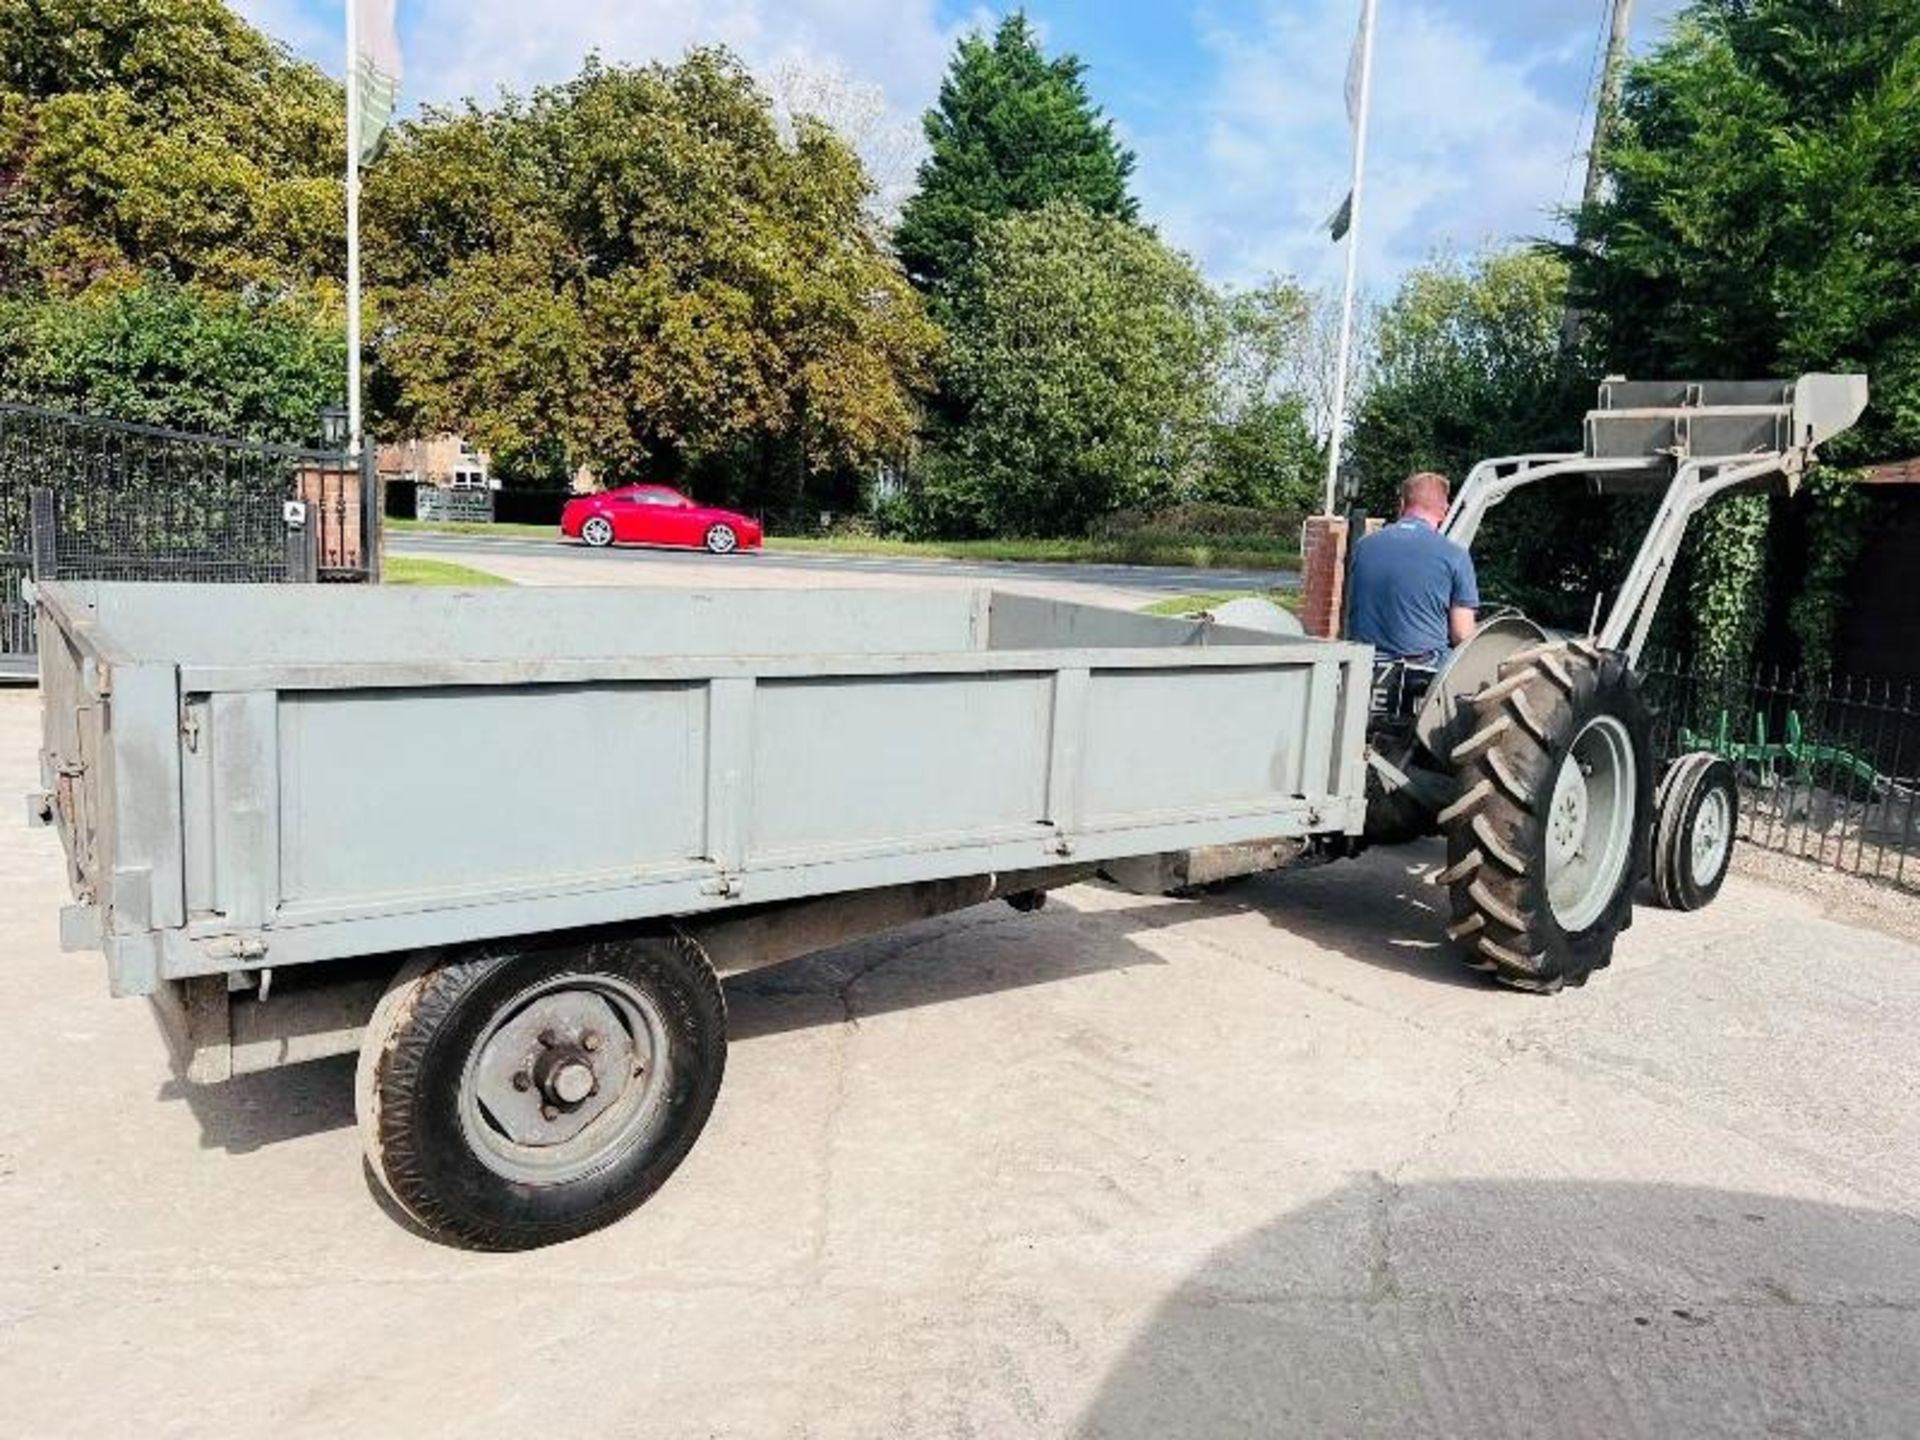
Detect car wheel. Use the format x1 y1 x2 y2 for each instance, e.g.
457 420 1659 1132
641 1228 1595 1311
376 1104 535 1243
356 933 727 1250
705 524 738 555
581 516 614 548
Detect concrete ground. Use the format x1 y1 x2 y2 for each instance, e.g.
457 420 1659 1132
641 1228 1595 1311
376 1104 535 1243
389 530 1288 610
3 685 1919 1436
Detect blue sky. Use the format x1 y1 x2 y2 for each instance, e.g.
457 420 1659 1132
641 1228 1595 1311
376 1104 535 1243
232 0 1690 290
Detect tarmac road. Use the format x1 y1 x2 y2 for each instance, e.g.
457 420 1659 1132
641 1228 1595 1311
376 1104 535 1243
389 529 1291 609
1 680 1917 1437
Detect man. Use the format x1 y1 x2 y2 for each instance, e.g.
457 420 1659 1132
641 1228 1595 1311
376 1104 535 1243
1346 471 1478 663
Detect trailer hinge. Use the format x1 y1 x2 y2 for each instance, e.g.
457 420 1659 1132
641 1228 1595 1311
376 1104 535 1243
180 708 201 753
700 874 743 899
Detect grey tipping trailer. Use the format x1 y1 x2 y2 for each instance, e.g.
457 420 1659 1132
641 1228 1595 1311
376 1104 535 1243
30 580 1370 1247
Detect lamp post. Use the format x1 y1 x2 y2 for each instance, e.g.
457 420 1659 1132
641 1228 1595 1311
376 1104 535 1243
321 405 350 452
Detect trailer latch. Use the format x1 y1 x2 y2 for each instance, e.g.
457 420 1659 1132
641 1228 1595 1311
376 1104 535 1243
206 935 269 961
25 791 54 828
700 875 742 899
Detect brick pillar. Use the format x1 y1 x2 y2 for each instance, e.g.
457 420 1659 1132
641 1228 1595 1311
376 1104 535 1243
1300 516 1351 639
1300 515 1385 639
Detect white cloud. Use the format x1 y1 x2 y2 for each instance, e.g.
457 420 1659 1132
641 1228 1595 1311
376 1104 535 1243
229 0 1640 292
229 0 984 215
386 0 970 122
1142 0 1602 290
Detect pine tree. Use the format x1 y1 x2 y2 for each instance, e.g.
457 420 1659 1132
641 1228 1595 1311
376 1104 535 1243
894 14 1137 292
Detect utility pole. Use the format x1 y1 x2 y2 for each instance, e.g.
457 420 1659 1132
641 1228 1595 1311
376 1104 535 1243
1578 0 1636 213
1563 0 1635 350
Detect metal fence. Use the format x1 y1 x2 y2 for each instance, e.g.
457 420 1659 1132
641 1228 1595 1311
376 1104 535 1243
1642 656 1920 892
0 404 374 673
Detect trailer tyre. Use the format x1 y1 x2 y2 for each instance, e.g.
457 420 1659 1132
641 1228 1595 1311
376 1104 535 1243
1439 641 1654 992
356 933 726 1250
1649 753 1738 911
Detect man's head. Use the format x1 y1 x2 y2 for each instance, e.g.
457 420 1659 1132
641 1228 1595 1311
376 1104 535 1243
1399 471 1451 525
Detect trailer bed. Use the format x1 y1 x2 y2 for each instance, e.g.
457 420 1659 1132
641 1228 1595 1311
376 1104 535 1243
32 581 1370 1000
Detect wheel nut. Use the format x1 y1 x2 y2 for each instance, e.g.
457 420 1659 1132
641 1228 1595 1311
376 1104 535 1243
538 1028 560 1048
541 1103 559 1121
582 1030 602 1052
512 1071 532 1092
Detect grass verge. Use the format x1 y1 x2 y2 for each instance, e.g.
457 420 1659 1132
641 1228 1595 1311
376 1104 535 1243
387 519 1298 571
390 519 555 540
767 534 1298 569
1143 589 1300 617
383 555 512 587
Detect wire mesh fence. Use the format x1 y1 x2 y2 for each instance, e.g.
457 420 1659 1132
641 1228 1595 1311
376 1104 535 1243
1641 655 1920 893
0 403 373 669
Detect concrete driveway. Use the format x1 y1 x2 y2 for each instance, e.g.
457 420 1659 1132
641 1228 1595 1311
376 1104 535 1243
390 530 1289 611
1 682 1917 1438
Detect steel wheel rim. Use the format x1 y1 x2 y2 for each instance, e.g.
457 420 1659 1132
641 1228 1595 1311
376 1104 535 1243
582 517 612 546
457 974 669 1186
1691 785 1732 886
708 525 736 553
1545 714 1636 933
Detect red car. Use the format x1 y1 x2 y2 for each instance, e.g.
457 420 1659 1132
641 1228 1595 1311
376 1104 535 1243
560 484 763 554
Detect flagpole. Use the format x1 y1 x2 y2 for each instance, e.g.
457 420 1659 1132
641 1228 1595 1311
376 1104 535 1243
345 0 363 456
1323 0 1378 515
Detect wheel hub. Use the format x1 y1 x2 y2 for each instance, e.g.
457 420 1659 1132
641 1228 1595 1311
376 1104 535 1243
1548 765 1590 866
467 986 656 1160
1691 787 1731 885
1544 714 1637 934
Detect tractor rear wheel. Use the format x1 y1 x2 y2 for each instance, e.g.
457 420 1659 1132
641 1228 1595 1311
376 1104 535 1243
1438 640 1654 992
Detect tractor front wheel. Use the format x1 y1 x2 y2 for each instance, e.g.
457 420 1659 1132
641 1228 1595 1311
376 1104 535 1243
1650 753 1738 911
1438 640 1655 992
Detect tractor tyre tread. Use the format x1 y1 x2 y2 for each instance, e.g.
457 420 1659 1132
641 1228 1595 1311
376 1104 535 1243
1439 642 1655 993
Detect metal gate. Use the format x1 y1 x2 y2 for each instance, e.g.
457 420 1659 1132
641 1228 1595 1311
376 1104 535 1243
0 404 376 676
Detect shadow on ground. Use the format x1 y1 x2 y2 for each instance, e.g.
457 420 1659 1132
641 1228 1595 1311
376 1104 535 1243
158 1052 358 1153
160 841 1494 1151
1077 1178 1920 1438
730 838 1490 1042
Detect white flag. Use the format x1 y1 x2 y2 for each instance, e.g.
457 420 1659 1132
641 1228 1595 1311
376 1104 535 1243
353 0 403 166
1329 1 1373 241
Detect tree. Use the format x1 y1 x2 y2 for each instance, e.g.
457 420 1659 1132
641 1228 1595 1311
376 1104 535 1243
362 51 938 502
1352 249 1580 499
894 15 1137 293
915 202 1217 537
0 279 345 442
1565 0 1920 670
1202 282 1325 511
0 0 345 441
1350 249 1614 625
766 58 921 229
0 0 343 295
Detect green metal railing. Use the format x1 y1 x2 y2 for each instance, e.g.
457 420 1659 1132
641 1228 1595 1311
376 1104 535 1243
1643 657 1920 892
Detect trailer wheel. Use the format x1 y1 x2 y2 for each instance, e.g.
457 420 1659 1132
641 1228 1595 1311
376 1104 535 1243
1438 641 1654 992
356 933 726 1250
1650 753 1738 911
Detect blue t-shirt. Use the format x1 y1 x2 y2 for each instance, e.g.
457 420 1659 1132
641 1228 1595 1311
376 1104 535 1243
1346 517 1479 659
